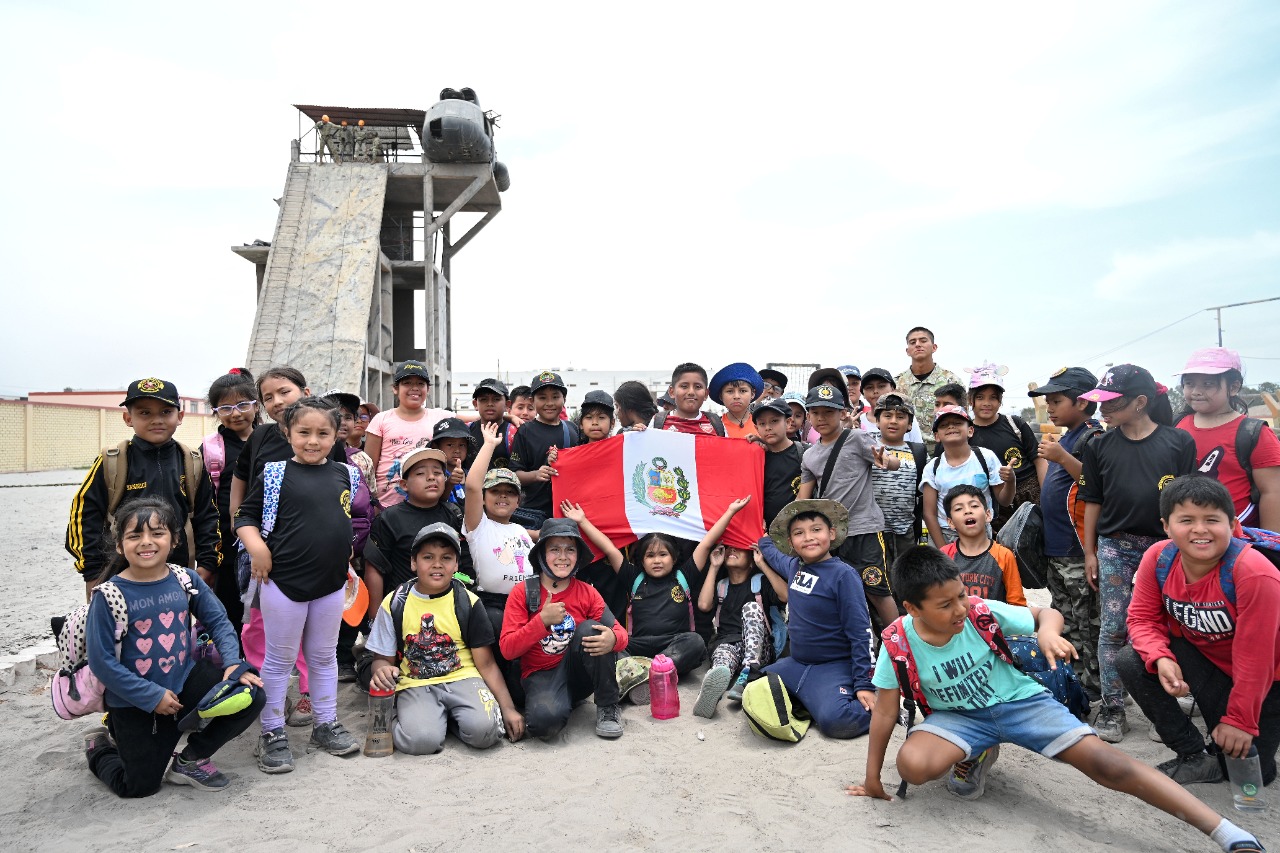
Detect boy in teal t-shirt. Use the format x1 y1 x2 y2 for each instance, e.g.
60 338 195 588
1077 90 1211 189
848 546 1266 853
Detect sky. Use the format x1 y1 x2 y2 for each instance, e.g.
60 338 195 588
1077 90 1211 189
1 1 1277 407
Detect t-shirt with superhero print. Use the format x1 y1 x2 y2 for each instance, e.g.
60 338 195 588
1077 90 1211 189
1175 415 1280 526
1078 425 1197 538
1127 540 1280 737
499 577 628 679
366 584 494 691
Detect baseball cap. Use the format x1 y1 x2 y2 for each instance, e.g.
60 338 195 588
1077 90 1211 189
411 521 461 556
1029 367 1098 397
932 404 973 428
120 378 181 408
805 384 848 410
1178 348 1242 377
836 364 861 379
751 398 792 422
482 467 521 492
759 369 788 391
657 392 675 408
874 393 915 417
967 362 1008 391
1080 364 1160 403
431 417 475 448
780 391 807 414
399 447 448 476
860 367 895 388
473 377 509 399
581 389 615 411
808 367 846 392
320 388 361 416
529 370 567 394
393 360 430 384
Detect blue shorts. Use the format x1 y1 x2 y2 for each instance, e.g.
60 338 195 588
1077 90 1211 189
911 691 1094 760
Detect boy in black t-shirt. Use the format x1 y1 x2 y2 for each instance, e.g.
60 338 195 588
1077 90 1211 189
966 363 1044 530
467 378 517 471
509 371 582 526
431 417 475 509
750 398 805 526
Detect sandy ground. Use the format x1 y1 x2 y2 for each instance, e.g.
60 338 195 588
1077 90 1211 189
2 470 1277 852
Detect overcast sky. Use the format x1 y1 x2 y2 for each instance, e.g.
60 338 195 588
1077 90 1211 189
2 1 1277 405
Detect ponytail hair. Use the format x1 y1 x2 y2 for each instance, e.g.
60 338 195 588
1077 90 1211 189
1147 388 1175 427
99 497 180 582
208 368 262 426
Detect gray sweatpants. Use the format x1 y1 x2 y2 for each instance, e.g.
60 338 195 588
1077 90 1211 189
393 677 503 755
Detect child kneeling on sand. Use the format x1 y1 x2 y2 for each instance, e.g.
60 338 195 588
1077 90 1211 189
364 523 523 754
849 545 1266 853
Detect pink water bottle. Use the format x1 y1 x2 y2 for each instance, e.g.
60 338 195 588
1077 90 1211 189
649 654 679 719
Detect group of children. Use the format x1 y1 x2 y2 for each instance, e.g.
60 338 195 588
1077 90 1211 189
60 336 1279 852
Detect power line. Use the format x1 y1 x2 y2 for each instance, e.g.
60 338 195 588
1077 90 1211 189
1075 310 1203 366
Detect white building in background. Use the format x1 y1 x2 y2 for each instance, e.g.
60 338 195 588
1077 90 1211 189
451 368 674 414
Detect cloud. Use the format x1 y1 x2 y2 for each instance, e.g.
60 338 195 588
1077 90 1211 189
1095 231 1280 301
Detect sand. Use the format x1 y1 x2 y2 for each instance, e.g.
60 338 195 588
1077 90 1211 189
2 470 1276 852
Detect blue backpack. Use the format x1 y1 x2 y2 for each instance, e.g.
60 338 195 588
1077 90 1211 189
1153 529 1280 606
628 570 695 634
714 573 787 657
1003 634 1091 721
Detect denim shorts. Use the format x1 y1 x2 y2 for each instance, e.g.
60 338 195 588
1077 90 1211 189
912 691 1095 760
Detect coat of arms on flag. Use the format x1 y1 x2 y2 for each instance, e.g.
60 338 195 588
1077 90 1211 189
633 457 691 517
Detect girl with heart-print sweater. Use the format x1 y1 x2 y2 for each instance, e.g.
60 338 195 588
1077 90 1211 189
85 497 264 797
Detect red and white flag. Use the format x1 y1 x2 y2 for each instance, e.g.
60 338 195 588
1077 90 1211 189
551 429 764 551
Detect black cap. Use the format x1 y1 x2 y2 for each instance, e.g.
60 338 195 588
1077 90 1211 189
320 389 361 416
431 417 476 448
411 522 461 556
657 392 675 408
529 370 567 394
581 389 615 410
1029 366 1099 398
751 398 792 422
861 367 896 388
1080 364 1161 403
120 378 181 408
759 369 788 391
473 377 509 399
805 384 848 410
393 360 430 384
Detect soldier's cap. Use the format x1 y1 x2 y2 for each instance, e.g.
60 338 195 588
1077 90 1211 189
1028 366 1099 398
411 522 461 557
482 467 521 493
581 389 615 412
393 360 430 384
121 378 181 409
932 404 973 428
751 398 792 422
874 393 915 419
804 384 849 411
861 367 896 388
529 370 567 395
399 447 448 477
768 499 850 557
473 378 509 399
431 417 476 449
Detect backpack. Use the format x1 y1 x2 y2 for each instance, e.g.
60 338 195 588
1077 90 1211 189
905 440 927 539
628 570 695 634
49 566 197 720
995 501 1048 588
1061 421 1105 550
742 671 811 742
653 411 727 437
388 578 476 660
235 460 362 594
1153 533 1280 606
201 432 226 492
102 439 204 567
1235 417 1267 516
881 597 1087 721
713 573 787 657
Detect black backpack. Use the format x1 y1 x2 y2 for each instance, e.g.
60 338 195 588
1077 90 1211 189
1235 417 1267 513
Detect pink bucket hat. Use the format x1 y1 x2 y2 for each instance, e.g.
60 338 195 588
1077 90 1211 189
1178 348 1241 377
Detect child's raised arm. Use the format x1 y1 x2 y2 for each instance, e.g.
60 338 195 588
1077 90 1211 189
693 496 752 570
464 422 502 532
559 501 622 571
697 545 726 613
752 544 789 604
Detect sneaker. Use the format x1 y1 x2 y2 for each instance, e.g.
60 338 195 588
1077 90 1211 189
725 669 751 703
256 728 294 774
595 703 624 739
1157 751 1225 785
1177 693 1201 717
1093 707 1129 743
308 721 360 756
693 665 733 718
337 663 357 683
948 745 1000 800
287 693 313 728
165 754 230 791
628 681 651 706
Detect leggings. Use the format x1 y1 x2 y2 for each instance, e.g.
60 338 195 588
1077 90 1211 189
1097 532 1159 709
242 606 308 694
709 601 773 676
258 582 345 731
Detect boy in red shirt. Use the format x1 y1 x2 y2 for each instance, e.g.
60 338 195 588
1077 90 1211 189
654 363 726 436
1119 475 1280 787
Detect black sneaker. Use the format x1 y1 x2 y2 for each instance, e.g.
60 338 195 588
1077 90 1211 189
595 704 624 739
1156 751 1224 785
308 721 360 756
256 728 294 774
337 663 357 683
165 754 230 791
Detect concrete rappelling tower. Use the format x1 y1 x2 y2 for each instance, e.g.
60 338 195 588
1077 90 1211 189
232 92 507 408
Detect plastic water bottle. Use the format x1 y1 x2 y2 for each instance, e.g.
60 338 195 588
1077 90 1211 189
363 686 395 757
1225 746 1266 812
649 654 679 719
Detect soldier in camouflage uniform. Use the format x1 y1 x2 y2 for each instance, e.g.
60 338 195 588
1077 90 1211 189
315 115 342 163
894 326 963 453
339 121 355 160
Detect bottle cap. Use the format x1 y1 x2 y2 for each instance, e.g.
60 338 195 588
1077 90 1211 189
369 685 396 698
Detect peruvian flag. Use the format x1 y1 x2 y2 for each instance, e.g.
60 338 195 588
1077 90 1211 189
552 429 764 551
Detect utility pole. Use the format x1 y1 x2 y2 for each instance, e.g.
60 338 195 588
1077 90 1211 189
1206 297 1280 347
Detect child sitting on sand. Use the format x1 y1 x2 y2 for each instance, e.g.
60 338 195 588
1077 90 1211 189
849 544 1266 853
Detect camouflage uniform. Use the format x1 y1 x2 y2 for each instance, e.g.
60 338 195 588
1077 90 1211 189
316 121 342 163
1045 555 1100 694
339 124 356 159
894 364 963 452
